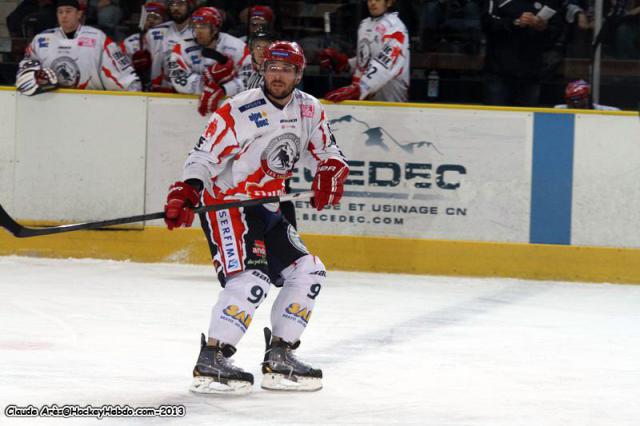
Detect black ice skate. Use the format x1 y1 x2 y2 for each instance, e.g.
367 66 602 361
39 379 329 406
190 333 254 395
261 327 323 391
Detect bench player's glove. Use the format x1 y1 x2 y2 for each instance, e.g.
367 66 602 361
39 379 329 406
164 181 201 230
203 58 234 85
16 60 58 96
311 158 349 211
198 81 225 116
324 84 360 103
318 48 349 73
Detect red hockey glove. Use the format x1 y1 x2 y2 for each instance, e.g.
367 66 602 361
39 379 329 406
324 84 361 102
198 82 225 116
203 58 235 85
311 158 349 211
318 48 350 73
131 49 152 74
164 181 201 230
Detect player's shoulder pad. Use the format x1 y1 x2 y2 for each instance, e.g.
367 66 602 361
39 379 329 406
382 12 408 32
125 33 140 43
232 88 266 112
78 25 104 37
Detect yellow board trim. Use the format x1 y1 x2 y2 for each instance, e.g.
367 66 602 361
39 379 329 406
1 227 639 284
1 85 635 115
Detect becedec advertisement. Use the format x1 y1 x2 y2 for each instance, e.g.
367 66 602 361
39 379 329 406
292 105 533 242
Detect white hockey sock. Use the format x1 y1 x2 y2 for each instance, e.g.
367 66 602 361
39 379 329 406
271 255 326 343
208 270 270 346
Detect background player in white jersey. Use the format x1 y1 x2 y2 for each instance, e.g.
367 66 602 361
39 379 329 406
319 0 410 102
119 2 167 91
163 41 349 394
16 0 141 95
554 80 620 111
168 7 252 116
144 0 196 91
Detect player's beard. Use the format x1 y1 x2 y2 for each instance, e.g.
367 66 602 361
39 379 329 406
171 11 189 24
265 79 295 100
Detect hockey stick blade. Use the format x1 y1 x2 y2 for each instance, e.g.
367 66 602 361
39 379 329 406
0 191 313 238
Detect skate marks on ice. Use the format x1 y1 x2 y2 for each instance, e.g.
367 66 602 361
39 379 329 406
314 278 550 365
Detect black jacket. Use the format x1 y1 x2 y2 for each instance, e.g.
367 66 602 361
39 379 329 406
482 0 564 79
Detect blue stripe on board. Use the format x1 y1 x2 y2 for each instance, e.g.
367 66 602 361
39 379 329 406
530 113 575 245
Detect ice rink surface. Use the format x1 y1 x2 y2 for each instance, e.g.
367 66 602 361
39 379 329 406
1 256 639 425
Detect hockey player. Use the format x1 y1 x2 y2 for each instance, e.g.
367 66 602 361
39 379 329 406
119 2 167 91
319 0 410 102
163 41 349 394
144 0 197 91
554 80 620 111
168 6 252 116
16 0 141 95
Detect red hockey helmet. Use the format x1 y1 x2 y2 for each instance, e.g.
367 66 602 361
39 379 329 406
263 41 306 72
192 7 223 28
565 80 590 103
144 2 167 19
249 6 274 23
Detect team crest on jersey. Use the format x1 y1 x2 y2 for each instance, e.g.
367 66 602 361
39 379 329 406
261 133 300 179
50 56 80 87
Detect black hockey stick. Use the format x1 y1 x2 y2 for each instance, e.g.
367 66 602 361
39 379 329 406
0 191 313 238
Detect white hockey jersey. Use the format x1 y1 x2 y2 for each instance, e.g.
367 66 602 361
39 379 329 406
182 88 346 204
350 12 410 102
120 32 143 59
19 25 141 91
168 32 252 97
144 21 210 90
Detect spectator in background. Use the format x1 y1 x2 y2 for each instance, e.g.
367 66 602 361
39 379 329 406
482 0 564 106
554 79 620 110
96 0 122 40
7 0 57 39
320 0 410 102
15 0 141 95
120 2 167 91
611 0 640 59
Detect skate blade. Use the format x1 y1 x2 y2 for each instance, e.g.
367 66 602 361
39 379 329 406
261 373 322 392
190 376 252 395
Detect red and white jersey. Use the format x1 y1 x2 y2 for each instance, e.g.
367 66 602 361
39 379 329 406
350 12 410 102
144 21 193 90
168 32 252 97
120 32 142 59
182 88 346 206
19 25 141 91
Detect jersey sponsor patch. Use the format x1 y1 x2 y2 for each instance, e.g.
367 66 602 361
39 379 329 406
239 98 267 112
37 38 49 48
249 111 269 128
300 104 314 118
260 133 300 179
78 36 96 47
284 303 312 325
